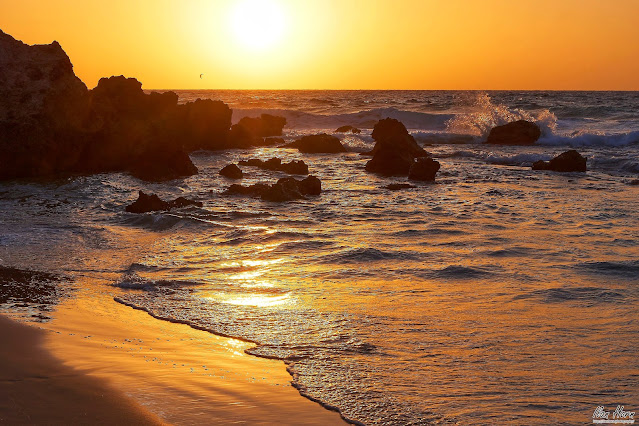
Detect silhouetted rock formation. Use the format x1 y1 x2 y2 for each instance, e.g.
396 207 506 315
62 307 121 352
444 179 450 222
532 150 587 172
225 175 321 202
125 190 202 213
219 164 243 179
365 118 430 176
385 183 415 190
238 157 308 174
0 29 90 179
335 125 361 134
485 120 541 145
0 30 258 181
284 134 347 153
408 157 440 181
82 76 198 181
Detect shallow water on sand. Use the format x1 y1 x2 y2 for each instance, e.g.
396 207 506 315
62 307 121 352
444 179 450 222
1 91 639 424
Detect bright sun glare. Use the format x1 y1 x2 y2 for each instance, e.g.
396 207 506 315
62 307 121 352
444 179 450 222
229 0 287 51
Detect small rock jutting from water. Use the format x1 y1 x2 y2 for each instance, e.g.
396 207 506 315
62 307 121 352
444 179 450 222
125 191 202 213
485 120 541 145
225 175 321 202
532 150 587 172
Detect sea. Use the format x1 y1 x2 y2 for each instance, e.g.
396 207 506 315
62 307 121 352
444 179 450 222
1 90 638 425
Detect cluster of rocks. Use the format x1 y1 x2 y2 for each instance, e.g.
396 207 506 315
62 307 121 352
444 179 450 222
218 158 308 180
125 191 202 213
485 120 588 172
364 118 440 181
238 157 308 174
225 175 321 202
0 30 288 182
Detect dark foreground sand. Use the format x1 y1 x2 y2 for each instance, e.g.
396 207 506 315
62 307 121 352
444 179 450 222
0 315 164 425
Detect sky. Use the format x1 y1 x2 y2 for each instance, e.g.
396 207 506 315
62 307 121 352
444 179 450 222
2 0 638 90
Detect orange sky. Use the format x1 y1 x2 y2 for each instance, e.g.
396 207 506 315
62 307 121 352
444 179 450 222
2 0 638 90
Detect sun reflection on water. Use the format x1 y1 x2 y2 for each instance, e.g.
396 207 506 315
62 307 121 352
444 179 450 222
219 293 291 308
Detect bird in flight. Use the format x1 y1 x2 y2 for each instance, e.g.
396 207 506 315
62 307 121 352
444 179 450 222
200 73 204 79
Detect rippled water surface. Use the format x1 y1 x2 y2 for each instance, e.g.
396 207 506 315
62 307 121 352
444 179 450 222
1 91 638 424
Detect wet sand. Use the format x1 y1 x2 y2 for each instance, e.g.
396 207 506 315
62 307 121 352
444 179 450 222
0 315 164 425
3 285 345 425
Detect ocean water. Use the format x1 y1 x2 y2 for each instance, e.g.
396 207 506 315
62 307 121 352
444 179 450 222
1 91 638 425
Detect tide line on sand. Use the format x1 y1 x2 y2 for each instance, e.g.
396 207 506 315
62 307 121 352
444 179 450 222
3 286 345 425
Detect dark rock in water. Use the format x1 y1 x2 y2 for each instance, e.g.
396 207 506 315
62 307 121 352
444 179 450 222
228 114 286 148
174 98 232 152
125 191 167 213
170 196 203 209
365 118 430 176
219 164 243 179
125 190 202 213
262 177 304 202
385 183 415 190
369 118 427 158
298 175 322 195
408 157 440 181
365 149 414 176
238 157 308 174
335 125 361 134
129 147 198 182
629 179 639 186
532 150 587 172
485 120 541 145
285 134 347 153
224 175 321 202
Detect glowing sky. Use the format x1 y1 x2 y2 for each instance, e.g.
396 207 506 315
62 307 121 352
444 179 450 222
2 0 638 90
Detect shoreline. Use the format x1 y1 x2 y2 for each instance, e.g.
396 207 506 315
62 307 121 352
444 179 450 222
4 285 345 425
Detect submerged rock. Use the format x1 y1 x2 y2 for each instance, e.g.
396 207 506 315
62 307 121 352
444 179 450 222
125 191 202 213
238 157 309 174
219 164 243 179
385 183 415 190
532 150 587 172
485 120 541 145
284 134 347 153
408 157 440 181
365 118 430 176
225 176 321 202
335 125 361 134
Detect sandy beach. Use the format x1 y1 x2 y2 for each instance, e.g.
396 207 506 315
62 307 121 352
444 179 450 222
1 283 345 425
0 315 164 425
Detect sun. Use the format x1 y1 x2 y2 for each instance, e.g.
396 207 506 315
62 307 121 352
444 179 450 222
228 0 287 52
